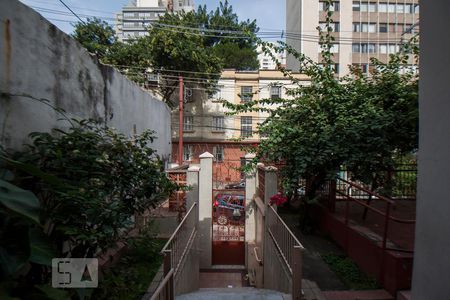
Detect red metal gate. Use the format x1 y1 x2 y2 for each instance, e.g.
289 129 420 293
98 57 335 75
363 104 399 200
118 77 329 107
212 189 245 265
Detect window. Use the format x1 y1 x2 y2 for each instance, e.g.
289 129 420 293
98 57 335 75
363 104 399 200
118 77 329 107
388 4 396 13
352 2 360 11
388 44 400 54
365 23 377 33
396 4 405 13
183 145 193 161
184 87 193 102
379 44 388 54
405 4 413 14
213 145 224 162
240 86 253 102
378 3 387 13
319 22 340 32
319 43 339 53
361 43 376 53
241 117 252 138
352 43 361 53
270 86 281 99
360 2 368 12
414 4 419 14
212 116 224 132
368 3 376 12
354 23 376 33
320 1 339 12
319 63 339 74
354 63 369 74
333 64 340 74
183 116 194 131
379 23 388 33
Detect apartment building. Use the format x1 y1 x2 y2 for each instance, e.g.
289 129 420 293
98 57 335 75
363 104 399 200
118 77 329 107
257 45 287 70
115 0 194 42
171 70 308 184
286 0 419 76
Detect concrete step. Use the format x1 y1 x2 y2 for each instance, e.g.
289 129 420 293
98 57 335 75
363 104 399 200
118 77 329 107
176 287 291 300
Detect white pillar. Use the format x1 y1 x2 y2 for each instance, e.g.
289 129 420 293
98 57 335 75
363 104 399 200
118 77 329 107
264 166 278 208
198 152 213 268
245 153 257 243
186 166 200 209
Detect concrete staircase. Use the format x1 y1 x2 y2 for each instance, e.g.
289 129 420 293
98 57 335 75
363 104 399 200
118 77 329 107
176 287 291 300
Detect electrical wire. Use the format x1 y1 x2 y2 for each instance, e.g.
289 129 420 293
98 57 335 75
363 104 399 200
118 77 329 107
57 0 86 24
28 4 418 44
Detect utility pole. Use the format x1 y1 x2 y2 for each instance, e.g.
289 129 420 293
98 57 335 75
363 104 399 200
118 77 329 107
178 75 184 165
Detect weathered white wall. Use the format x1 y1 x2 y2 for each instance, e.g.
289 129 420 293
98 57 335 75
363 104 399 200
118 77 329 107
0 0 171 160
411 0 450 298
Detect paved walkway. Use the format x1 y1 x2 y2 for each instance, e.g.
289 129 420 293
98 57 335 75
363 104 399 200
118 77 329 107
322 290 394 300
177 287 290 300
279 212 347 291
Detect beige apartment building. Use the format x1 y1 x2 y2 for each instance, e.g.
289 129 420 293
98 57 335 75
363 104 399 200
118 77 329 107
171 69 308 182
286 0 419 76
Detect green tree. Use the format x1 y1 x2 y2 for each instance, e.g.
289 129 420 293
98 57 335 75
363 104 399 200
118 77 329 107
72 1 259 106
72 17 117 59
225 1 419 199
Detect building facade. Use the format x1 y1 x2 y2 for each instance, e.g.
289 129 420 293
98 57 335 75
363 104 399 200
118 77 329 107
257 45 287 70
171 70 308 184
286 0 419 76
115 0 195 42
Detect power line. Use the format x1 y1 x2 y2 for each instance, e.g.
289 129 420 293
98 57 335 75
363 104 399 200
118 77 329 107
28 5 417 44
57 0 86 25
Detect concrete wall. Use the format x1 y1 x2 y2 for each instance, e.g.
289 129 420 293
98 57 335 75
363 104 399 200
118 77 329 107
0 0 171 160
411 0 450 298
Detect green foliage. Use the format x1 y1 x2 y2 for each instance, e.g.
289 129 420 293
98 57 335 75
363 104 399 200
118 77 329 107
322 253 379 290
93 226 166 300
72 17 117 58
0 120 175 298
213 42 259 70
72 1 259 106
6 120 174 257
225 1 419 198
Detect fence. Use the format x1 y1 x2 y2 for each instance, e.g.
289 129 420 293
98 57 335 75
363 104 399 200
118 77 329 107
334 178 416 253
167 167 188 221
150 202 199 300
338 163 417 200
253 166 304 300
264 205 303 299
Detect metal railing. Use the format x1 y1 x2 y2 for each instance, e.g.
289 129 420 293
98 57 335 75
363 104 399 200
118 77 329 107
150 202 199 300
264 205 304 300
335 178 416 252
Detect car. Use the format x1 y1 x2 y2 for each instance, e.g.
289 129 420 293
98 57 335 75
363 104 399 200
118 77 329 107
225 180 245 189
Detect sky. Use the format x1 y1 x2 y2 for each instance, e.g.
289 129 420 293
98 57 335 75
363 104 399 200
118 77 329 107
19 0 286 38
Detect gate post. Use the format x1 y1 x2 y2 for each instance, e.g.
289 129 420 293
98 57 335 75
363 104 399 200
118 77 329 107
198 152 213 269
187 166 200 209
245 153 257 244
264 166 278 208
